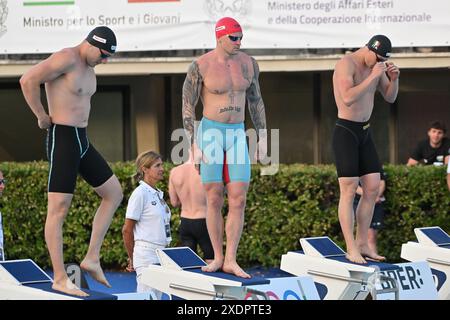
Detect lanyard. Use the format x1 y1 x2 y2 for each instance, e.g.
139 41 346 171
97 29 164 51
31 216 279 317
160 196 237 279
156 191 170 218
155 191 171 241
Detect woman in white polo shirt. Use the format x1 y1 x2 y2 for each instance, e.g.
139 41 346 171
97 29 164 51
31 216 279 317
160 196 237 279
122 151 171 295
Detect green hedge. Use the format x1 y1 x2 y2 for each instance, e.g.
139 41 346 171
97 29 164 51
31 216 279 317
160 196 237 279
0 162 448 270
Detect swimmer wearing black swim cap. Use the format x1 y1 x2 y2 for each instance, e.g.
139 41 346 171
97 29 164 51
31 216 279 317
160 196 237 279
86 26 117 54
366 34 392 59
20 25 122 297
331 34 400 265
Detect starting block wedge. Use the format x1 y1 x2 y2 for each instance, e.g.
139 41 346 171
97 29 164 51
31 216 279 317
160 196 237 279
0 259 116 300
281 236 399 300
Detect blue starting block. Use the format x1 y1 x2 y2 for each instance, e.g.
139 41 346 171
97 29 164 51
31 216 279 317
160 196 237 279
416 226 450 247
156 246 208 269
280 236 400 300
0 259 116 300
142 247 319 300
140 247 271 300
401 226 450 300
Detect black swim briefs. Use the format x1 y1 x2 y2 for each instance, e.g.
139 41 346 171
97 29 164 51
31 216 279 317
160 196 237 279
178 217 214 260
46 124 113 193
332 118 381 178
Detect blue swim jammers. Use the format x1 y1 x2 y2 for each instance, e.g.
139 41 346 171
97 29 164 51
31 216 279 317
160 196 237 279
197 117 251 184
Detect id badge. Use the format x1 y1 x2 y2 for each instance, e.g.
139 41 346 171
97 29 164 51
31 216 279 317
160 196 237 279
165 223 171 239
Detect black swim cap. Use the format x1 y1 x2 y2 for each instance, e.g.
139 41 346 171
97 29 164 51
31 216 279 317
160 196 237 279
366 35 391 58
86 26 117 54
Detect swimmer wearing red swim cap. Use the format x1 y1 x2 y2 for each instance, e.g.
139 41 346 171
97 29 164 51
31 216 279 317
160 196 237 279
181 17 268 279
214 17 243 56
215 17 242 40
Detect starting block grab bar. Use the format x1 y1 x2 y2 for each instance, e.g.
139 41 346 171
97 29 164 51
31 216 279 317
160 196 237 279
307 270 366 285
307 270 399 300
427 258 450 266
169 283 269 300
169 284 238 300
368 273 399 300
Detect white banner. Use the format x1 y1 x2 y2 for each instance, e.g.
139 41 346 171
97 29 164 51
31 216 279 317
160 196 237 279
0 0 449 53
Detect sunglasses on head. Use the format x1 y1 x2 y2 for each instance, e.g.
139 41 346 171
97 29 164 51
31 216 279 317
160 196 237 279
228 35 243 42
99 48 111 59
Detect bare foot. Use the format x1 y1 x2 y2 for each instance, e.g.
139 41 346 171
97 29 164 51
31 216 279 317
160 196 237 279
360 247 386 261
52 278 89 297
222 261 251 278
201 259 223 273
80 259 111 287
345 249 367 264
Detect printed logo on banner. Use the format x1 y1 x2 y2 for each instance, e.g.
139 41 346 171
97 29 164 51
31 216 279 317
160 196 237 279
0 0 8 38
204 0 252 21
245 277 320 300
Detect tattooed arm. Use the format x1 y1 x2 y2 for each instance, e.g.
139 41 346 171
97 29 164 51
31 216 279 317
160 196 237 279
246 57 267 138
247 57 268 161
182 61 203 145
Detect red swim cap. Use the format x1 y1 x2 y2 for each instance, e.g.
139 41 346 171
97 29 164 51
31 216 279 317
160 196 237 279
215 17 242 40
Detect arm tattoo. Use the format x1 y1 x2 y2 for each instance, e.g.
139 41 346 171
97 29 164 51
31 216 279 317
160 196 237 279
241 63 251 85
246 57 267 135
182 61 203 145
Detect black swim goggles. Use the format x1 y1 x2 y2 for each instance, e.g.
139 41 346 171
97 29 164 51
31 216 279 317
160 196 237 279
375 53 387 63
99 48 111 59
228 35 243 42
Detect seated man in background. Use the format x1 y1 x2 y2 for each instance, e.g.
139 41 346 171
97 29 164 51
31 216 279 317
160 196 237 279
407 121 450 167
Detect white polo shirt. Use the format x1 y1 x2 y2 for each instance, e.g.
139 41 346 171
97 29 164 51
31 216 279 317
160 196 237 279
126 181 171 246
